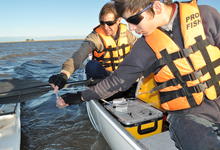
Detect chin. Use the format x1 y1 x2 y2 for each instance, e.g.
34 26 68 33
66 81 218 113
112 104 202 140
104 30 112 35
104 32 110 36
106 32 113 36
142 33 148 36
143 31 153 36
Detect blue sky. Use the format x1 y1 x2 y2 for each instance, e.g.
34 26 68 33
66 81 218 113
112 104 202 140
0 0 219 42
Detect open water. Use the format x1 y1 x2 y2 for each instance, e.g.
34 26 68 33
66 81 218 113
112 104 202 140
0 40 111 150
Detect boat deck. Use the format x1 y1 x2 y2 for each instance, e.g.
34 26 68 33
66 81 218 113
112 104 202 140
139 131 178 150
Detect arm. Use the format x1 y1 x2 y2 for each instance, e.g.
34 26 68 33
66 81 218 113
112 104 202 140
48 31 103 90
58 37 157 106
199 5 220 47
81 37 157 101
61 31 104 78
61 40 95 78
48 40 93 90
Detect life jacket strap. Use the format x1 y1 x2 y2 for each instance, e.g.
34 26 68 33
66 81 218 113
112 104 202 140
152 57 220 95
102 62 119 68
160 48 197 107
120 44 127 57
155 36 220 104
204 73 220 89
160 83 206 104
93 44 130 62
107 46 116 71
194 36 220 97
152 70 203 92
147 59 166 76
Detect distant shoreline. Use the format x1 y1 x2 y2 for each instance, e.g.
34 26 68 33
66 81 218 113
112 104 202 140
0 38 84 44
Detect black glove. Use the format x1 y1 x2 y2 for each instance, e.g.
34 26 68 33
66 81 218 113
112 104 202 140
48 73 68 89
61 92 83 105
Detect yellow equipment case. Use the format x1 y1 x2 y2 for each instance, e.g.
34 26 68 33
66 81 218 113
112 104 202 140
104 98 163 140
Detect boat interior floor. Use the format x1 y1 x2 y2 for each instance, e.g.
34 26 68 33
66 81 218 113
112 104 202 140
139 131 178 150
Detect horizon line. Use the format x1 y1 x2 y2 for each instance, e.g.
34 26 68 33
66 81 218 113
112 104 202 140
0 38 84 44
0 35 86 43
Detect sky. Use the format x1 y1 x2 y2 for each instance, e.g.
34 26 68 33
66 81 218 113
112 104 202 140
0 0 219 42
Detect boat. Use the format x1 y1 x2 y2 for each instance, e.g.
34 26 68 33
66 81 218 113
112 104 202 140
0 103 21 150
86 98 178 150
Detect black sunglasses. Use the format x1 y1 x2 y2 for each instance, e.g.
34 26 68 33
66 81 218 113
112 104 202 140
100 19 117 26
126 3 153 25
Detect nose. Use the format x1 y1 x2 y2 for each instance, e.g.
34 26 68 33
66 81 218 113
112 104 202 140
128 23 136 31
104 24 110 30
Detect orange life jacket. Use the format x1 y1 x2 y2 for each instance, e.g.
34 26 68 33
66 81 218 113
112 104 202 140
144 0 220 111
93 24 131 72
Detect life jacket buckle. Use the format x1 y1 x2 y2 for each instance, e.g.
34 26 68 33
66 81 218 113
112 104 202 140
196 83 207 93
193 70 203 79
182 47 194 57
171 78 179 85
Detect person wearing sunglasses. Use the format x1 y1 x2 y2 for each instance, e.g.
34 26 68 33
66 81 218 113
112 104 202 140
54 0 220 149
48 2 137 90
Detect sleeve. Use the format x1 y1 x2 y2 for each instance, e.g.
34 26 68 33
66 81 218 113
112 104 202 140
61 32 103 78
81 37 157 101
199 5 220 47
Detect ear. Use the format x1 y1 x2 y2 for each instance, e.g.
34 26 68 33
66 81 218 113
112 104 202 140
152 1 163 15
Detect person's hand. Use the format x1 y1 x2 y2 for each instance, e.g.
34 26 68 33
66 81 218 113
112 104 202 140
48 73 67 90
56 97 69 108
60 92 83 105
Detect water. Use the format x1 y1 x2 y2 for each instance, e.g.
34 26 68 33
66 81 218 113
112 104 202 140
0 40 110 150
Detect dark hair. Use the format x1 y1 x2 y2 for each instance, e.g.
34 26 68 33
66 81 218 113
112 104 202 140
112 0 173 17
99 2 119 21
